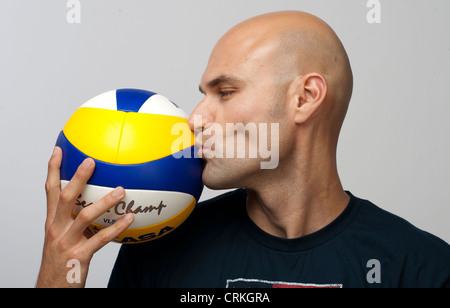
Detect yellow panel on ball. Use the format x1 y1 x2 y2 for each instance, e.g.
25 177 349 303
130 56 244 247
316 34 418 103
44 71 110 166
116 113 195 165
63 107 126 163
63 107 195 165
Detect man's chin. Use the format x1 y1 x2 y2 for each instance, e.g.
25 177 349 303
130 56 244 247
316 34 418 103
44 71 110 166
201 166 238 191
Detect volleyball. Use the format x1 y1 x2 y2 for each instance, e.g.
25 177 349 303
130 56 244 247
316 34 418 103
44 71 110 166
55 89 204 244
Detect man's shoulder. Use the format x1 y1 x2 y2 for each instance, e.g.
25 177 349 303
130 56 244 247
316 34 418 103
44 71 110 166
355 195 449 249
351 194 450 267
347 194 450 287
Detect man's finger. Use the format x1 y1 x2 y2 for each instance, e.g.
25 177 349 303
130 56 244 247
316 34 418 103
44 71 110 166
84 213 134 256
44 147 62 231
53 158 95 228
65 187 126 245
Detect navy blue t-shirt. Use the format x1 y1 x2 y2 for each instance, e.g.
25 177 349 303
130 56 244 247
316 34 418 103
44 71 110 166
108 190 450 288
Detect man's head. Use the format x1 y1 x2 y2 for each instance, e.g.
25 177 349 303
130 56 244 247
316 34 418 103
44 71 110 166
189 11 353 190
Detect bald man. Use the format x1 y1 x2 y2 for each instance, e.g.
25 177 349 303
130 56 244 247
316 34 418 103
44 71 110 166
38 11 450 288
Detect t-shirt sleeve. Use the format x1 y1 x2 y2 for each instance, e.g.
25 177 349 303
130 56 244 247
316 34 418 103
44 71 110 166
404 230 450 288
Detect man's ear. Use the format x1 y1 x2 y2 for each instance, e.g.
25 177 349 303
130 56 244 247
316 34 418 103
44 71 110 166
289 73 328 124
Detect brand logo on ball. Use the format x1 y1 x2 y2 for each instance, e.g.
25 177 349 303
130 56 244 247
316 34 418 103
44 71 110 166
76 193 167 218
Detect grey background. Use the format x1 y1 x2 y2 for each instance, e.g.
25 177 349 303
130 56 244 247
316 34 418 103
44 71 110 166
0 0 448 288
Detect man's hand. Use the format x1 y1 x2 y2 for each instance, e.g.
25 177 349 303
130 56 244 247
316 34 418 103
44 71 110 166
36 147 134 288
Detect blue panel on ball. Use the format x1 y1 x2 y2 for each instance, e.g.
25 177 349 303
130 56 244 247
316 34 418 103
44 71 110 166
116 89 157 113
56 131 204 202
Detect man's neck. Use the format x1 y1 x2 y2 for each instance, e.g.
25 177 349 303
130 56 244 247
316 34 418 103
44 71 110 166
245 154 350 239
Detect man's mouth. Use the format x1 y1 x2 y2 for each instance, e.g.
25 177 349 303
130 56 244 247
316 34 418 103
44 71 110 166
197 146 204 159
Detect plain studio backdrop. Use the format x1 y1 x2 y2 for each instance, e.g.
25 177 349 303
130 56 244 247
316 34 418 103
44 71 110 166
0 0 449 288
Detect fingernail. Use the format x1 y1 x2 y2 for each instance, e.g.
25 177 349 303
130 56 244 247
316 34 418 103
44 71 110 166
82 159 93 169
52 147 59 156
113 187 125 198
124 213 134 223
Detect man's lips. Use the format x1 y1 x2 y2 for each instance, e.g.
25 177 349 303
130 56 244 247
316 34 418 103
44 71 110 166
195 142 206 159
197 146 204 159
194 135 207 159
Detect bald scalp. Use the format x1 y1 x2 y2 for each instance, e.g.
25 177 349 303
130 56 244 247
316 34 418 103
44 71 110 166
215 11 353 125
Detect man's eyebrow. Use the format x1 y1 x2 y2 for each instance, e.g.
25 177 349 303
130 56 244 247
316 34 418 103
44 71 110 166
199 75 243 94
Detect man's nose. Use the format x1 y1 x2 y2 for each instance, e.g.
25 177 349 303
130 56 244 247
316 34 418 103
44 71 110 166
188 98 214 132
